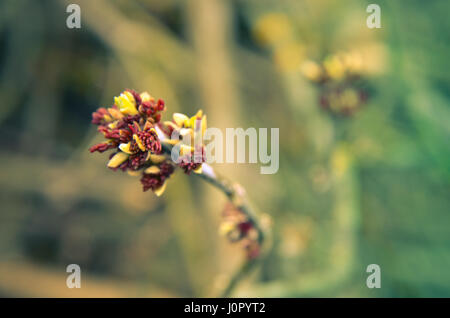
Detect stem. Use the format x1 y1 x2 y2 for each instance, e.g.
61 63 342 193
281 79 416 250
219 259 259 298
194 168 265 246
195 167 267 297
161 142 269 297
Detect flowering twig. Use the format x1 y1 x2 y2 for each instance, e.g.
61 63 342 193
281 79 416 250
159 142 268 297
199 171 266 297
89 89 270 297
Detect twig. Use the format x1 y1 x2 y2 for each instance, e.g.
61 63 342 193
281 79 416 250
161 142 269 297
196 167 268 297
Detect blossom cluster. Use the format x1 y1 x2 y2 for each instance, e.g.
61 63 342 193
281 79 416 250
220 203 261 259
301 51 372 116
89 89 206 196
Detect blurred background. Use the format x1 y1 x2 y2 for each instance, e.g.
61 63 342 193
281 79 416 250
0 0 449 297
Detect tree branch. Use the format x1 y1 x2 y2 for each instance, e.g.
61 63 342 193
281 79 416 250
161 142 269 297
